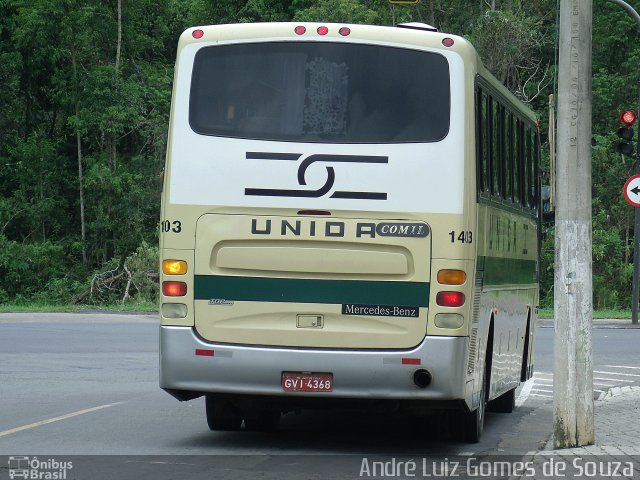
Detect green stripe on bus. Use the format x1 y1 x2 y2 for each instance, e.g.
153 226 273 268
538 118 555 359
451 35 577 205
481 256 537 286
194 275 430 307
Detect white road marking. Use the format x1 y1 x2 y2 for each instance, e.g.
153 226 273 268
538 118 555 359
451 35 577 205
594 370 640 378
521 367 640 405
516 378 535 407
0 402 125 438
594 377 633 383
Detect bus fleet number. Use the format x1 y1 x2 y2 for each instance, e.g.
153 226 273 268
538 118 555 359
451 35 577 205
449 231 473 244
161 220 182 233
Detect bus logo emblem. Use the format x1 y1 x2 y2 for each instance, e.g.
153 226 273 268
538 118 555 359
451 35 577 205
244 152 388 200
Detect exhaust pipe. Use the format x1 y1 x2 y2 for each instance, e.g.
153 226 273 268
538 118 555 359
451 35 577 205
413 369 432 389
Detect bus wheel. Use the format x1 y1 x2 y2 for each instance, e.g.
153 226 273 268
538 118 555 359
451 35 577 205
205 395 242 431
460 369 486 443
488 387 516 413
244 410 281 432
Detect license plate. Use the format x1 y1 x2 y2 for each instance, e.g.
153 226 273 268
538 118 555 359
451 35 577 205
281 372 333 392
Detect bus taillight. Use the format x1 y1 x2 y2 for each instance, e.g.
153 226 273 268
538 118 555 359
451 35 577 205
436 291 465 307
163 281 187 297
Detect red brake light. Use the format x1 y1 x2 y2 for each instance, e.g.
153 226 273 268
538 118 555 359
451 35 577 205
436 291 465 307
442 37 454 47
294 26 306 35
317 26 329 35
339 27 351 36
162 281 187 297
621 110 637 125
192 29 204 39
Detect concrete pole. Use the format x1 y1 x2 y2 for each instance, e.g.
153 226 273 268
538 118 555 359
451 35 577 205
553 0 595 448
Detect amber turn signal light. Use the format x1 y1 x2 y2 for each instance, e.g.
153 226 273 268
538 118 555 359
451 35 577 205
437 269 466 285
163 260 187 275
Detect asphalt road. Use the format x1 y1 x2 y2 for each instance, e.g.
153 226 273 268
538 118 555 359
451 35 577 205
1 313 638 478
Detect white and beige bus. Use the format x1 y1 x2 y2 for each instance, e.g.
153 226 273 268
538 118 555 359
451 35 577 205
159 22 540 442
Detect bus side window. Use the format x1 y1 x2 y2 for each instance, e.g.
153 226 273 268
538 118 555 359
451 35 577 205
490 96 500 197
518 119 526 206
476 88 489 195
497 103 506 200
525 127 532 208
505 112 513 203
513 118 520 205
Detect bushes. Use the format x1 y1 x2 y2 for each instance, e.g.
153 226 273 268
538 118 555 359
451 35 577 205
0 235 71 303
0 237 159 307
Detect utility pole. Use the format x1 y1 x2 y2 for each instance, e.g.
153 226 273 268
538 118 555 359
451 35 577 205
554 0 595 449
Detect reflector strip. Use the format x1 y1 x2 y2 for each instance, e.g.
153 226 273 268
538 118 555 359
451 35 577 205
195 349 214 357
402 358 421 365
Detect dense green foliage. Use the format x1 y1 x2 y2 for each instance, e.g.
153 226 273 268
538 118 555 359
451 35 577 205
0 0 638 308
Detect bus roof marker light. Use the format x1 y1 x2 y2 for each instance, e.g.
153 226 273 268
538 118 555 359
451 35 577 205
317 26 329 36
339 27 351 36
192 29 204 39
294 26 306 35
442 37 454 47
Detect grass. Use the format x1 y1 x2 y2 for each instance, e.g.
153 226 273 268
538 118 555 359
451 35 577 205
0 302 158 313
538 307 632 320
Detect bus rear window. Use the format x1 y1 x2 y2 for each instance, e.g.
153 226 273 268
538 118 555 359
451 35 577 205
189 42 450 143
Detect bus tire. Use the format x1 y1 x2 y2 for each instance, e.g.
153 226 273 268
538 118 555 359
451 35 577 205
244 410 281 432
459 367 486 443
205 395 243 431
488 387 516 413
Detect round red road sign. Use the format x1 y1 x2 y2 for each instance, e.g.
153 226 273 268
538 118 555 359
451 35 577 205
624 174 640 207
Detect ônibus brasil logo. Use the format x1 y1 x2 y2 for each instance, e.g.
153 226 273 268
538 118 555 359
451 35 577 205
8 456 73 480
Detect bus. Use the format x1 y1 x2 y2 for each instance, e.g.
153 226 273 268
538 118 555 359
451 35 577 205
159 21 540 442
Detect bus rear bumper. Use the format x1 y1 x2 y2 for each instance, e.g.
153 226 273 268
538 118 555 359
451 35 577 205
160 325 470 402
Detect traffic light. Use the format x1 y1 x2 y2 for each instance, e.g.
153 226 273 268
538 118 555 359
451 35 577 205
616 110 636 157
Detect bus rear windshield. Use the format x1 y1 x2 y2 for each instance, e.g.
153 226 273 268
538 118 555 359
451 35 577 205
189 41 450 143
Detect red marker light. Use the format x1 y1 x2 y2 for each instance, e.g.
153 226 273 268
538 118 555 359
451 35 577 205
294 26 306 35
401 358 421 365
317 26 329 35
195 349 214 357
192 29 204 39
339 27 351 36
162 281 187 297
442 37 454 47
621 110 637 126
436 291 465 307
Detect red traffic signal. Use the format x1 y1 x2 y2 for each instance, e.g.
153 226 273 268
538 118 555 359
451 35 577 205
616 110 636 157
621 110 637 126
